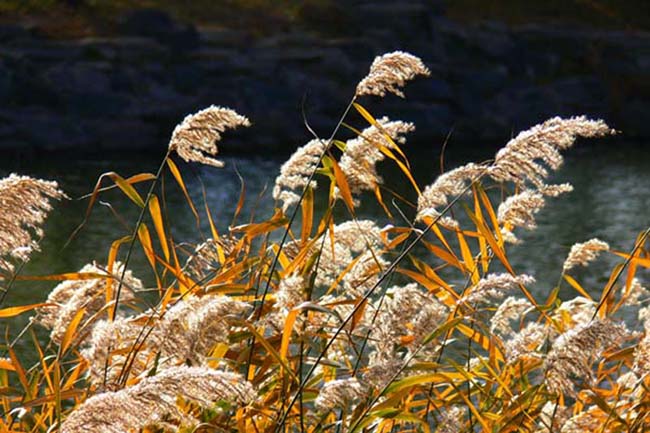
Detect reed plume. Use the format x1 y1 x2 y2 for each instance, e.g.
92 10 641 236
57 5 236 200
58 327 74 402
552 296 596 327
416 162 484 227
461 273 535 305
490 296 532 335
329 219 385 253
356 51 430 98
544 319 627 396
273 139 326 211
83 294 250 385
504 322 549 362
168 105 251 167
536 402 570 433
339 117 414 194
623 278 648 306
562 238 610 272
185 236 238 279
488 116 614 187
60 366 256 433
315 377 366 412
341 250 388 298
366 283 447 387
35 261 140 345
435 406 465 433
0 174 64 273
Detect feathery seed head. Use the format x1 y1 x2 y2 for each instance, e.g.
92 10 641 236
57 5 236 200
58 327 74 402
35 261 140 345
356 51 430 98
562 238 610 272
490 297 532 335
315 378 366 412
462 273 535 305
60 366 256 433
488 116 614 187
168 105 251 167
623 278 649 306
504 322 549 362
82 294 250 386
497 190 548 243
339 118 415 194
0 174 65 273
544 319 627 396
416 163 484 223
273 139 326 211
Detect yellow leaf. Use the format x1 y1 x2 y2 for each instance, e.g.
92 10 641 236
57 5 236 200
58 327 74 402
563 275 593 300
106 235 132 308
0 303 50 318
59 308 85 355
329 155 356 214
167 158 200 223
148 195 169 261
457 323 504 363
110 173 145 207
0 359 15 371
280 309 299 361
301 186 314 244
457 231 479 284
231 209 288 240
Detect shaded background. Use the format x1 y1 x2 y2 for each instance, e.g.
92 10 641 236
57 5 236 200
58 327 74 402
0 0 649 156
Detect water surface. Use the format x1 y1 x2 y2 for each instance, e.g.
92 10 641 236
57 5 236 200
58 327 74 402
1 141 649 353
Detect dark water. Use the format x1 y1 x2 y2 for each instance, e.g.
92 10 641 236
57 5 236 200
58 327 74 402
1 141 650 354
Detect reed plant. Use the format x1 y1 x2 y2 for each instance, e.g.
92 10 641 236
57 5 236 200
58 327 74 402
1 51 649 433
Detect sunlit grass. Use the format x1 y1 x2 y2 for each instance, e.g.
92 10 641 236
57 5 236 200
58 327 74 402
1 51 649 433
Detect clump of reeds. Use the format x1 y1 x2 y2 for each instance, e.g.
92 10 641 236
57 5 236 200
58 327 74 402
4 50 649 433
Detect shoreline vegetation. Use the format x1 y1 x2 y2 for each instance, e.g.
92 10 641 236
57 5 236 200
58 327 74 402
2 51 650 432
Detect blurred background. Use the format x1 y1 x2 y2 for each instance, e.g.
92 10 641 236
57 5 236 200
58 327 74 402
1 0 649 311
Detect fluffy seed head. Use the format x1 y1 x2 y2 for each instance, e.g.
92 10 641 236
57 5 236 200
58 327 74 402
60 366 256 433
339 117 415 194
488 116 614 187
315 377 366 412
562 238 609 272
416 163 485 224
82 294 250 386
461 273 535 305
497 190 547 243
544 319 627 396
35 261 140 345
356 51 430 98
490 297 532 335
169 105 251 167
273 139 326 211
0 174 65 273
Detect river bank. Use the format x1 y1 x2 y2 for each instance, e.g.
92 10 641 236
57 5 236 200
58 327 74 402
1 1 649 154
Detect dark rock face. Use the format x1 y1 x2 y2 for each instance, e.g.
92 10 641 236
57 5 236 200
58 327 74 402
0 3 648 154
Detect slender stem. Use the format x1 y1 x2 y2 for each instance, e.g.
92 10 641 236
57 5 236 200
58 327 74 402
254 97 357 321
592 226 650 320
244 98 356 378
274 174 486 432
111 150 171 321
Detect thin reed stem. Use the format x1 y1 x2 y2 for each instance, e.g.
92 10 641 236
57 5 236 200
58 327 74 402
274 172 487 432
111 149 171 321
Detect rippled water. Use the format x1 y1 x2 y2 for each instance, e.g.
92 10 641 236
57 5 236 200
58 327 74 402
1 141 649 354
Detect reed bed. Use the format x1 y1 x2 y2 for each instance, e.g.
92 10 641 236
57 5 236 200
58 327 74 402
1 51 649 433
